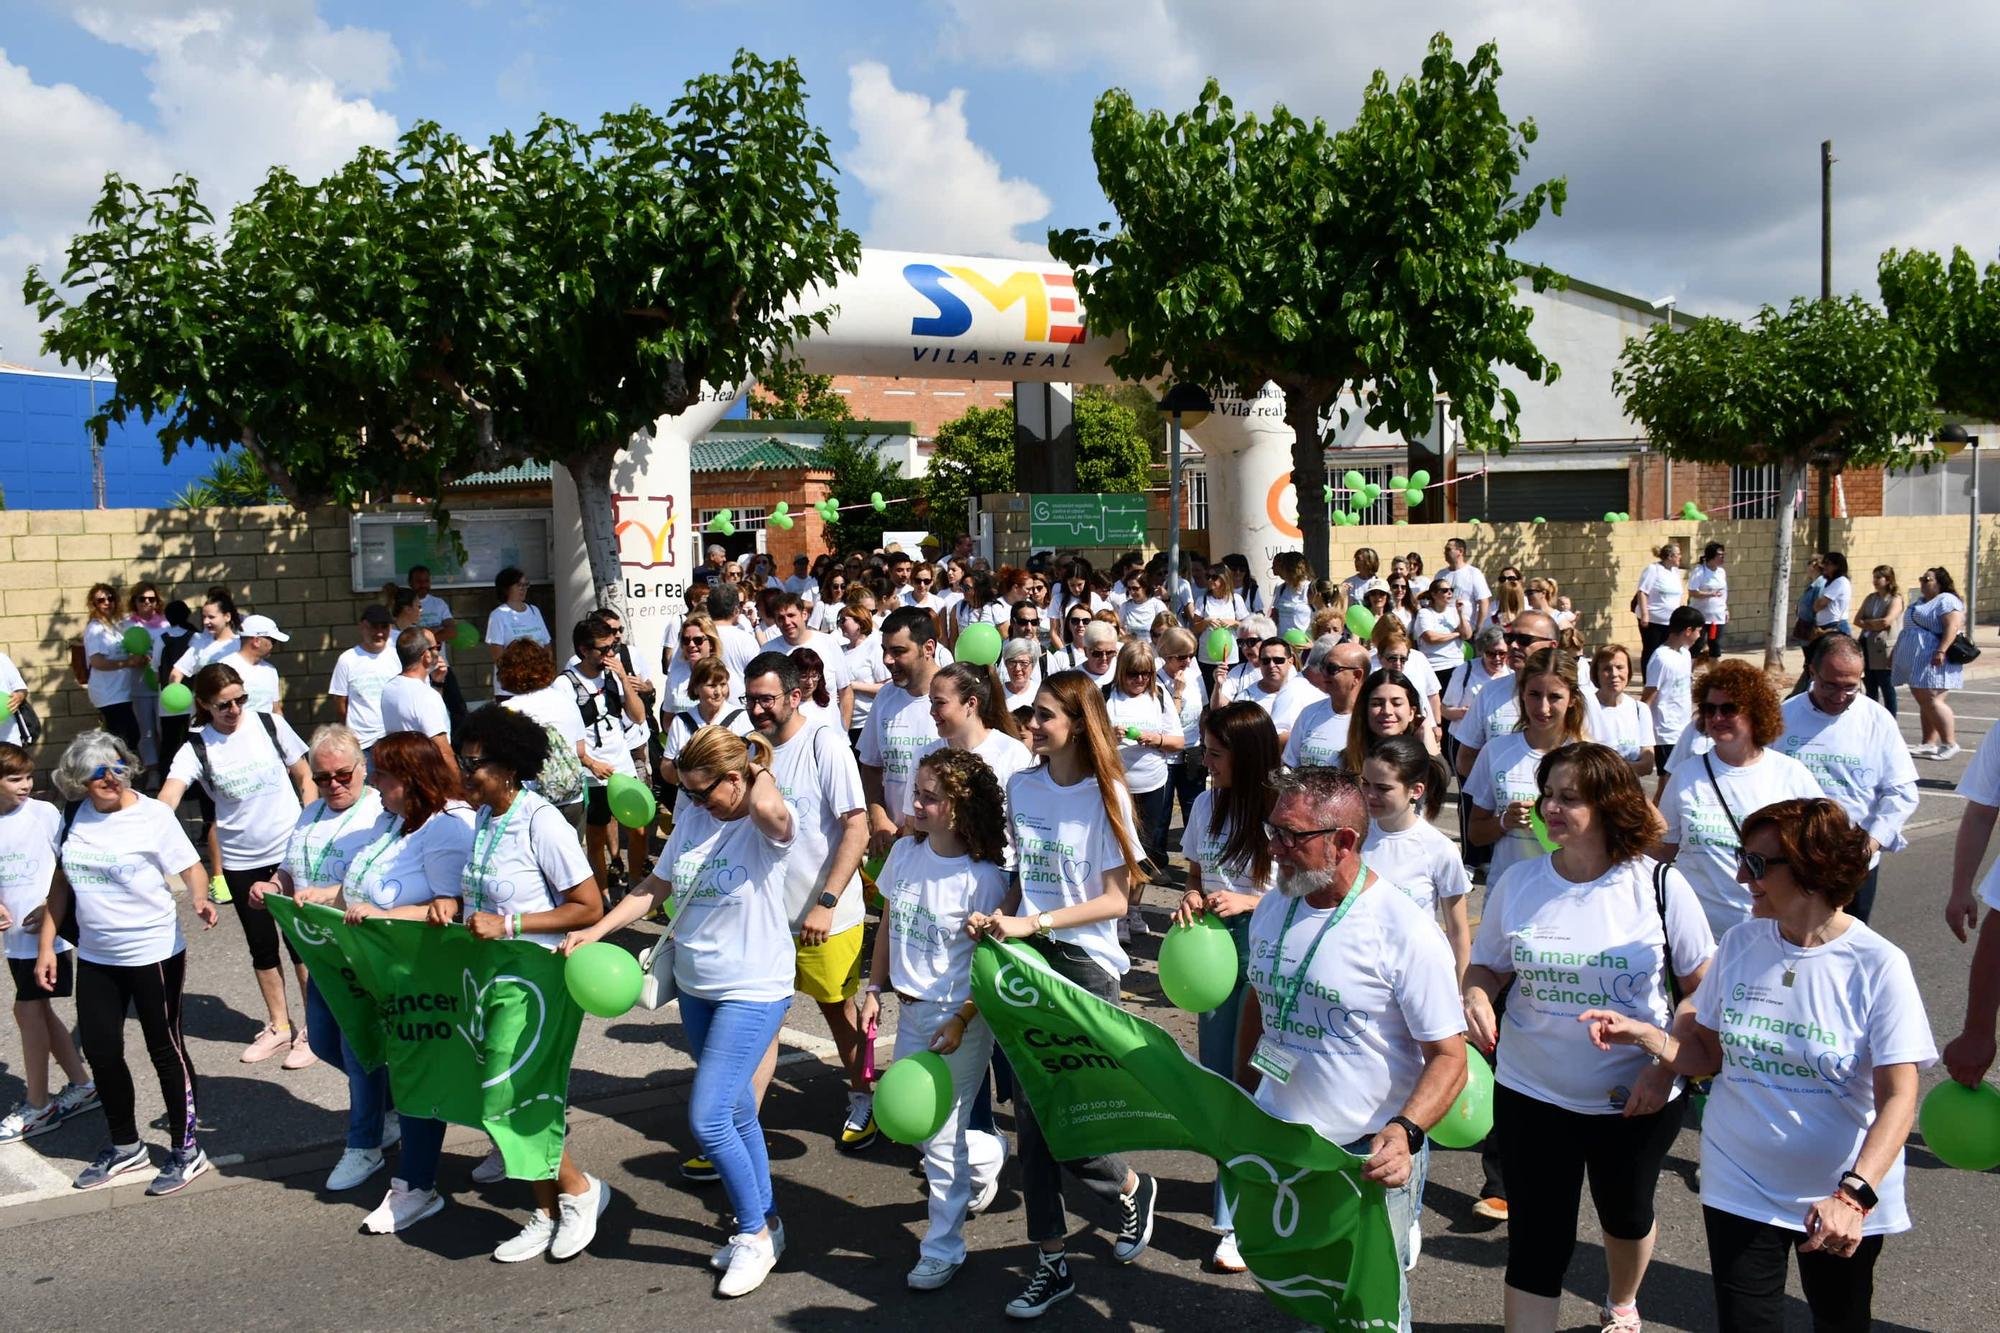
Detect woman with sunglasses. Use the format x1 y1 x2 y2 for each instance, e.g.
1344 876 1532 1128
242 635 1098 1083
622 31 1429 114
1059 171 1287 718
1414 578 1468 695
568 725 796 1296
81 581 147 754
1632 542 1686 672
1340 668 1431 775
1656 661 1824 939
1466 648 1588 886
1189 567 1250 690
1271 552 1313 638
1008 599 1052 657
809 570 850 634
248 724 396 1191
1102 642 1184 937
38 731 219 1195
158 663 316 1067
1170 700 1278 1275
1588 645 1656 777
124 583 168 768
664 614 737 715
1583 798 1931 1332
1116 571 1168 638
1046 607 1096 675
1370 621 1443 741
1155 627 1208 833
1892 566 1966 760
1468 744 1715 1333
840 606 888 748
903 562 944 612
948 572 1008 649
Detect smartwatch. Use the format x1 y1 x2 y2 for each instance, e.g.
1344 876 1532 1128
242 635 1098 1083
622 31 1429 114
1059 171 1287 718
1386 1115 1426 1153
816 891 840 910
1837 1171 1878 1210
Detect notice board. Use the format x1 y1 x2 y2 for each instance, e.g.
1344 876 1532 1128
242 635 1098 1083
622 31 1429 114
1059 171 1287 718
349 510 553 593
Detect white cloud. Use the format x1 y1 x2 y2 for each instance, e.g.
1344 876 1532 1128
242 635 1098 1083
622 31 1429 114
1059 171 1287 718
936 0 1197 88
0 2 400 367
846 61 1053 260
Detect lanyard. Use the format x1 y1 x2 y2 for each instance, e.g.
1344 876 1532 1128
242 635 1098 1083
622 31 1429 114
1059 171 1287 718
297 799 366 886
347 816 407 902
1270 862 1369 1035
466 800 521 914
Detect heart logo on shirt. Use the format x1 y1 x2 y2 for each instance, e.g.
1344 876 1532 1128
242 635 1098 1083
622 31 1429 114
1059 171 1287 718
1325 1006 1369 1042
1059 855 1092 884
1609 969 1647 1008
708 864 749 896
1815 1049 1858 1086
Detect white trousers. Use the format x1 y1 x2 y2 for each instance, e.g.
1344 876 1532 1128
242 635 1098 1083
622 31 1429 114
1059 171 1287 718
892 998 997 1265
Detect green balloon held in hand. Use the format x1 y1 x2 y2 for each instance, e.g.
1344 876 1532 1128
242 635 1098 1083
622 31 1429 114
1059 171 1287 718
1200 627 1234 664
1344 604 1376 639
564 943 642 1018
1431 1048 1495 1148
1283 627 1311 647
956 622 1002 666
122 625 152 655
1918 1081 2000 1170
1158 914 1239 1012
876 1051 954 1144
605 773 657 831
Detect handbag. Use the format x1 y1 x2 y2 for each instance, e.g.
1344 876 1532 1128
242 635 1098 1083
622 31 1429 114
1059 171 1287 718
1947 633 1982 666
636 874 701 1011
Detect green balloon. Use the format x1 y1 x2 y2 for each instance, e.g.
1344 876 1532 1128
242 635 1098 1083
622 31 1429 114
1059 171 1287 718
1342 469 1366 492
1283 627 1311 647
564 942 642 1018
121 625 152 655
1344 604 1377 639
452 620 482 652
1529 805 1561 853
862 853 886 883
956 622 1002 667
1616 512 1631 522
1200 627 1234 664
1432 1047 1495 1149
1408 469 1431 490
1158 914 1238 1013
1919 1080 2000 1170
871 490 888 513
605 774 657 831
1534 516 1547 524
142 666 158 692
876 1050 954 1145
772 512 794 529
1362 482 1381 502
1603 511 1620 523
0 698 9 728
159 682 194 715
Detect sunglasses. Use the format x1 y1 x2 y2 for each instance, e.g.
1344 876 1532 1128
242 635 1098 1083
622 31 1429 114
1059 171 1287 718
1259 655 1291 666
210 695 247 712
1736 849 1789 879
1502 575 1521 583
87 763 130 782
915 577 934 585
683 770 734 807
455 750 494 773
1504 633 1548 650
1699 700 1741 718
1067 617 1092 627
311 764 358 786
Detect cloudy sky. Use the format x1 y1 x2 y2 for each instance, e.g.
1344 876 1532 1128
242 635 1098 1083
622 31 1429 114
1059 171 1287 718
5 0 1997 371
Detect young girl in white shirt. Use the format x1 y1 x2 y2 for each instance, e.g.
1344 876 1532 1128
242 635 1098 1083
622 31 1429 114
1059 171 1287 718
858 748 1012 1291
1360 734 1471 977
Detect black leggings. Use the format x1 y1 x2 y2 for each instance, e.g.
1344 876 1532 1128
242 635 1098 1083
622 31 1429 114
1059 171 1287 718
1703 1205 1883 1332
1494 1083 1686 1298
97 702 141 753
76 951 198 1151
223 865 301 971
1639 621 1670 673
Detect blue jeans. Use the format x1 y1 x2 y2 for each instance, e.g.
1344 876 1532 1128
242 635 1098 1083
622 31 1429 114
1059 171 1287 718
304 980 390 1151
397 1114 447 1192
680 992 792 1235
1345 1134 1428 1333
1198 915 1253 1229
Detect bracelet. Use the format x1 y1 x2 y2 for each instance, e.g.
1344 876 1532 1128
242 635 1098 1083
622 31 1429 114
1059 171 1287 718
502 913 513 938
1828 1191 1867 1216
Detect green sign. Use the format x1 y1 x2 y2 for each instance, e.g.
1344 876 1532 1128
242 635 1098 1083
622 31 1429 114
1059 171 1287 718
1030 493 1148 548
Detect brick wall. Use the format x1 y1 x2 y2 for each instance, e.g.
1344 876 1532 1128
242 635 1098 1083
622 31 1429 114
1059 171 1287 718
830 375 1011 439
697 466 838 566
0 501 554 776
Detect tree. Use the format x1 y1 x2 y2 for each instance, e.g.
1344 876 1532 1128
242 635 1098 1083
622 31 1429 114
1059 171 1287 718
924 394 1154 543
1048 34 1563 579
172 451 281 509
1614 296 1935 668
25 51 859 611
1879 246 2000 419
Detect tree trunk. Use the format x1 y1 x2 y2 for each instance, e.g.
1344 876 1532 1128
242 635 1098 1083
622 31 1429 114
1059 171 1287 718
1284 390 1331 581
1763 453 1809 671
567 442 630 618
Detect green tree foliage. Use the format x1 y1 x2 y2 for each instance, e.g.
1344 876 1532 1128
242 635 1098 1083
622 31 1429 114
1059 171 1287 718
1614 296 1935 667
1879 246 2000 419
172 450 282 509
923 393 1155 543
24 51 859 609
1048 34 1563 577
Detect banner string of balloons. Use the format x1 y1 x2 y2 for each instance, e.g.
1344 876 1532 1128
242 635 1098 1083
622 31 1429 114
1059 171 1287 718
704 491 913 535
1318 466 1492 526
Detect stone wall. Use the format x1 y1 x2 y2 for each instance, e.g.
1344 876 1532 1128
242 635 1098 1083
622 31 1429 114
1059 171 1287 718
0 501 557 774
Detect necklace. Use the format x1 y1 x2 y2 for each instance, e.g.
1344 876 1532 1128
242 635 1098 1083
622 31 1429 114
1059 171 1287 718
1780 922 1827 986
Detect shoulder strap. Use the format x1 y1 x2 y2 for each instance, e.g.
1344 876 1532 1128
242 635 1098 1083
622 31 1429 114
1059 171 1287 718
1699 751 1743 839
259 711 280 747
720 709 744 730
186 732 213 794
60 798 82 842
1653 860 1682 1009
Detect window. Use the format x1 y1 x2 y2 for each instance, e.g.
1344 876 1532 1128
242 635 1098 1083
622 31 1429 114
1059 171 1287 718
1729 464 1796 520
697 506 768 532
1183 468 1209 531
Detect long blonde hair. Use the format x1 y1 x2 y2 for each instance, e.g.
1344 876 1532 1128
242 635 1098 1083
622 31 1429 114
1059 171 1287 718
86 581 123 630
1037 671 1143 878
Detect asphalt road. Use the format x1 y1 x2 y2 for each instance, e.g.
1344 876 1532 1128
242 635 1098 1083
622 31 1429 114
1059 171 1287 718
2 688 1999 1329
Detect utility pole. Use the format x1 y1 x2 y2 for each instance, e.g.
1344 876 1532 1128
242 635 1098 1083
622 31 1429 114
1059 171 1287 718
1815 139 1834 552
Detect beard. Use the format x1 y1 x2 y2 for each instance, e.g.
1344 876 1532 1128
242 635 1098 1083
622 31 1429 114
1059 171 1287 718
1275 863 1337 900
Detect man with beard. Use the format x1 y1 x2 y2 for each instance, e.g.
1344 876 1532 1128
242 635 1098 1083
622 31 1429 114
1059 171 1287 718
860 607 943 855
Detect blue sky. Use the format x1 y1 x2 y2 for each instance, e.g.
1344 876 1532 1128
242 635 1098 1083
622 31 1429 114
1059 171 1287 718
6 1 2000 371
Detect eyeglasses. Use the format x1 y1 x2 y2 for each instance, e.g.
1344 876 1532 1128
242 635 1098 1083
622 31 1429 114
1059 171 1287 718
1736 849 1789 879
210 695 247 712
90 595 112 606
1504 633 1549 650
680 635 708 647
1381 654 1409 667
1699 700 1741 718
1259 655 1290 667
87 763 130 782
1086 648 1117 660
683 770 734 808
311 764 357 786
1067 616 1092 628
1263 821 1343 848
137 594 159 603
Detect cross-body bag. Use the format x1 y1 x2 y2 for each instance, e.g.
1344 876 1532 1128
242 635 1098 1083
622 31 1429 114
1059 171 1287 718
1699 751 1743 844
1650 859 1681 1009
637 872 704 1010
1947 632 1982 665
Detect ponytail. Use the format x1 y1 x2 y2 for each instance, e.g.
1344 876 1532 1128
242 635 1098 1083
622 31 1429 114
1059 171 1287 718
934 662 1022 740
1367 733 1447 821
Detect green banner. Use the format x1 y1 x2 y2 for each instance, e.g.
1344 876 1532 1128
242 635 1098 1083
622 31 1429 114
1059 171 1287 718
1029 493 1148 548
269 898 584 1180
971 938 1402 1331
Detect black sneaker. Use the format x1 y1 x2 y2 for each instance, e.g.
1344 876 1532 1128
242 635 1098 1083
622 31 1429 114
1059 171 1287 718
1113 1173 1157 1262
1005 1251 1074 1319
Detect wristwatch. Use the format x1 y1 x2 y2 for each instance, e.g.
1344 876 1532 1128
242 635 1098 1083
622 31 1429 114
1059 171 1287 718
1035 911 1056 937
1386 1115 1426 1153
1837 1171 1878 1210
816 891 840 910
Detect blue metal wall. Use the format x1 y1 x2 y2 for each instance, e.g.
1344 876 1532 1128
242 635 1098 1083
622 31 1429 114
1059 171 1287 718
0 368 225 509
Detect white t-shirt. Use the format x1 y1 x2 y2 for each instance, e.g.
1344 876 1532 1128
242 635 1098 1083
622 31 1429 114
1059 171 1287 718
1451 674 1524 751
84 620 137 708
1413 605 1465 671
716 620 764 684
782 574 819 603
1271 583 1312 637
1592 693 1657 762
859 681 940 823
1361 819 1470 920
1246 880 1464 1145
1465 732 1556 886
460 792 592 948
1637 563 1684 624
662 795 796 1003
176 630 239 679
771 630 851 695
329 644 399 747
219 651 281 714
1444 564 1492 623
952 600 1009 636
1242 674 1321 738
1009 766 1138 980
1645 645 1694 745
281 791 389 892
1374 651 1441 722
842 637 887 730
1159 667 1206 751
414 594 454 632
663 705 752 768
502 685 589 776
1196 593 1250 664
1103 686 1178 794
1283 699 1352 770
1660 749 1825 938
60 795 201 967
566 668 639 780
342 804 478 910
664 655 745 715
485 604 550 650
880 837 1010 1005
0 799 67 959
1696 919 1935 1235
1118 597 1168 637
1816 575 1853 627
1474 857 1715 1114
0 653 27 746
1445 659 1508 718
1774 694 1919 862
769 722 868 931
1180 789 1273 899
918 729 1036 806
1688 561 1729 624
381 673 451 740
168 714 308 870
1960 731 2000 908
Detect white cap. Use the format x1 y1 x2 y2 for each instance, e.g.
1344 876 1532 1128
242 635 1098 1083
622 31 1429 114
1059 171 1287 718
240 613 291 642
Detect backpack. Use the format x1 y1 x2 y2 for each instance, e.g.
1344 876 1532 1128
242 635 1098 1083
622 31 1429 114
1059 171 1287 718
565 667 627 737
184 711 282 796
157 628 195 681
678 708 745 738
530 723 585 806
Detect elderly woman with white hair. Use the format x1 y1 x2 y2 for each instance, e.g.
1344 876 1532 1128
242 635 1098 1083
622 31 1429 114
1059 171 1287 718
36 730 219 1196
247 724 400 1192
1077 620 1124 689
1001 636 1042 716
1213 614 1279 708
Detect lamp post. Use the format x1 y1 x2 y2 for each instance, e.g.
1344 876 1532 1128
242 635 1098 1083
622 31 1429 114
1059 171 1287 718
1939 424 1978 630
1651 297 1677 517
1158 383 1214 613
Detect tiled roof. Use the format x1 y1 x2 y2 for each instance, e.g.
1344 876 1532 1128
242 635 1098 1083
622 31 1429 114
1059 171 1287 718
688 437 826 472
453 461 552 487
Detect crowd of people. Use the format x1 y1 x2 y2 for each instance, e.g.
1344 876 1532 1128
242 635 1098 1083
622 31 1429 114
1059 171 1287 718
0 529 1990 1331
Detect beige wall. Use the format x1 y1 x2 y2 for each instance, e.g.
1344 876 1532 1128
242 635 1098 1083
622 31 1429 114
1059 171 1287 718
0 502 556 775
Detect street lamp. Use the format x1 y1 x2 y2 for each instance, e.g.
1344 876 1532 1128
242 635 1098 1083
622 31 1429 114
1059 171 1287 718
1940 423 1978 630
1158 382 1214 613
1651 297 1677 517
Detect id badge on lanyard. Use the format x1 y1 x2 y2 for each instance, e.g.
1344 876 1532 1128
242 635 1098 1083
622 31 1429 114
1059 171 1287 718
1250 1038 1299 1084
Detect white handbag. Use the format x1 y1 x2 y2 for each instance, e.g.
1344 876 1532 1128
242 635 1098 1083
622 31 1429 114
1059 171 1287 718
636 878 699 1011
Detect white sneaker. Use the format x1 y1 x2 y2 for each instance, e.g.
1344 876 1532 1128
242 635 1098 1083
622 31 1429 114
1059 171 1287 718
713 1217 785 1271
493 1210 558 1263
716 1230 778 1297
0 1100 63 1143
968 1130 1009 1215
1936 742 1963 761
1211 1231 1247 1273
326 1146 385 1192
54 1081 100 1119
907 1256 961 1290
550 1174 609 1261
361 1178 444 1234
470 1146 507 1184
1911 741 1940 758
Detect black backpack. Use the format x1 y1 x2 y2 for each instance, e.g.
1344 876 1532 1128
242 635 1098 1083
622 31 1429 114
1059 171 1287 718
183 711 282 796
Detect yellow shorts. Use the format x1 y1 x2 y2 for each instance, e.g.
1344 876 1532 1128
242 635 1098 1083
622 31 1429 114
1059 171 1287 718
794 923 865 1004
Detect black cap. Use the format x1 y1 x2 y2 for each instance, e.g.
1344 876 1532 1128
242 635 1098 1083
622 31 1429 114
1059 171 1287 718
361 604 393 626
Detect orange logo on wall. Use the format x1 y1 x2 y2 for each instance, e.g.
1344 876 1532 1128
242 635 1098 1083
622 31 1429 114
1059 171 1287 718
1266 474 1301 540
614 494 679 570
